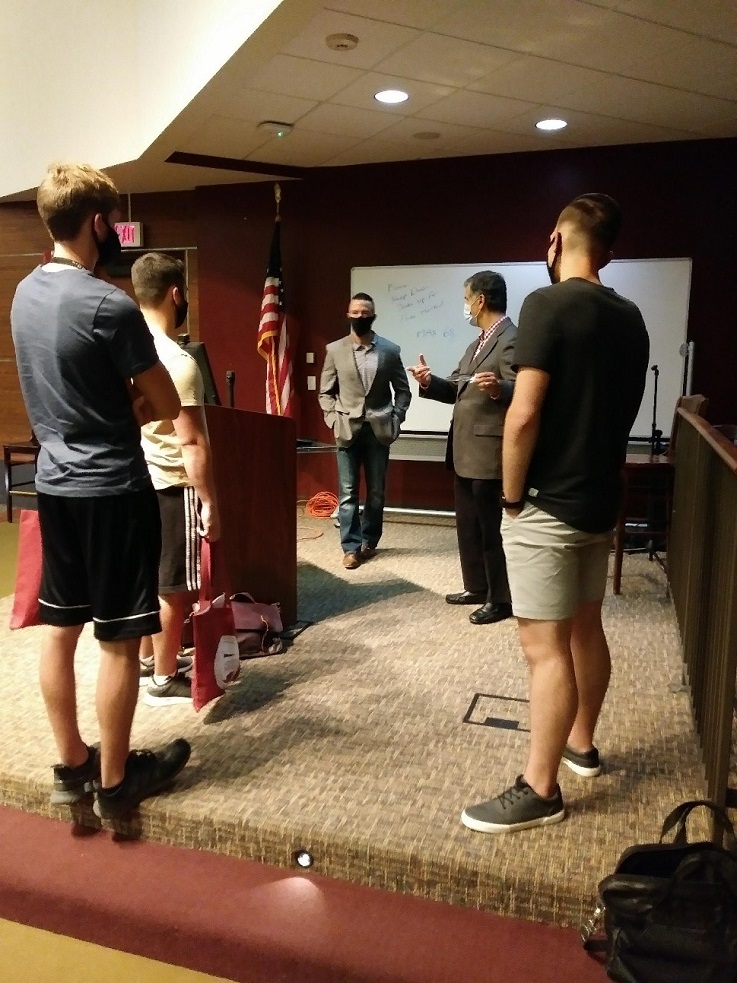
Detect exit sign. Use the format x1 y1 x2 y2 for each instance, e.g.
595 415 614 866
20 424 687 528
114 221 143 248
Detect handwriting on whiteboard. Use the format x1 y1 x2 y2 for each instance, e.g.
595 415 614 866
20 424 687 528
388 283 445 327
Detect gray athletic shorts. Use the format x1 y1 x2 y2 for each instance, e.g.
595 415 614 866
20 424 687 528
501 503 612 621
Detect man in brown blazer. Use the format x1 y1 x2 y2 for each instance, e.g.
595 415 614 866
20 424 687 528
409 270 516 624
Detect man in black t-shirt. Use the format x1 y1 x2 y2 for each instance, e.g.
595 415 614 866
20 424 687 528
11 163 191 819
461 194 649 835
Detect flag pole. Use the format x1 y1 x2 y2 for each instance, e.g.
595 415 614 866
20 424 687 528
274 182 281 221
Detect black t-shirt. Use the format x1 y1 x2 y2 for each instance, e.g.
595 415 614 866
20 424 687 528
515 278 649 533
11 265 158 496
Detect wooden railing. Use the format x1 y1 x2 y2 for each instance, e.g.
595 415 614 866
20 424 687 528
668 409 737 812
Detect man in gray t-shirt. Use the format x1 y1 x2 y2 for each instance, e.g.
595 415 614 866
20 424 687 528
11 162 191 820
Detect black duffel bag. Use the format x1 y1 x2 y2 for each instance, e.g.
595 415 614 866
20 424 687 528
582 800 737 983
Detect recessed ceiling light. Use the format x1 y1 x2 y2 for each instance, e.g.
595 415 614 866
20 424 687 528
413 131 440 140
374 89 409 105
257 120 294 138
536 118 567 131
325 32 359 51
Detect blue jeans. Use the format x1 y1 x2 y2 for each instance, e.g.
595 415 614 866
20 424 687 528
336 423 390 554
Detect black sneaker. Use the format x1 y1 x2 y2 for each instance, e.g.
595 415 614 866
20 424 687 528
93 739 192 819
51 744 100 805
562 744 602 777
143 674 193 707
461 776 565 834
139 653 193 687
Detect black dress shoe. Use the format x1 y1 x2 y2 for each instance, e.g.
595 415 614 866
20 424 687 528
469 602 514 625
445 590 487 606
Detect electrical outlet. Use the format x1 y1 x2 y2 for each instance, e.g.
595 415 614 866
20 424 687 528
306 352 315 364
307 375 316 391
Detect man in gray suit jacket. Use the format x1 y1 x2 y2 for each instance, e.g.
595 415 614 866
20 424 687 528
409 271 516 624
319 292 412 569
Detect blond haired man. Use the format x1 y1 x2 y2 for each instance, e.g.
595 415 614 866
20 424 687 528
11 163 191 820
132 252 220 707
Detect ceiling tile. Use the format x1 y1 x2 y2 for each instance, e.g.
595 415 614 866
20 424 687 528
217 88 318 125
178 115 271 159
374 33 519 88
371 116 479 148
324 0 466 31
323 138 420 167
281 9 420 70
470 54 609 103
329 72 455 115
584 0 737 44
626 35 737 100
415 88 540 128
243 54 363 101
297 102 397 138
495 103 707 145
446 128 574 155
247 128 358 166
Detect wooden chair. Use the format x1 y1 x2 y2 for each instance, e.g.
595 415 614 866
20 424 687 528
3 433 39 522
612 395 709 595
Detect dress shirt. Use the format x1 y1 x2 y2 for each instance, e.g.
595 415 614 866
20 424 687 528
471 316 507 361
353 335 378 392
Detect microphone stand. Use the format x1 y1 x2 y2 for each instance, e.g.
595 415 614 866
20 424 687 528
226 370 235 409
650 364 662 456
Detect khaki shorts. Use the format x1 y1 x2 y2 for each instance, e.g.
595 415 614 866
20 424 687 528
501 503 612 621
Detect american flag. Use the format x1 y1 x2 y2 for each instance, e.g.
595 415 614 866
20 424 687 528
257 217 293 416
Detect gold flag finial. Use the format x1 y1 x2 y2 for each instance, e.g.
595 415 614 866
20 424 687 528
274 183 282 218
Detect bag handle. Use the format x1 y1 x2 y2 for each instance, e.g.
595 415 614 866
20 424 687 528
660 800 737 850
199 538 231 607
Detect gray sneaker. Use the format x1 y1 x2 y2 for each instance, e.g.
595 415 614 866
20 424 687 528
461 776 565 834
139 654 193 688
562 744 602 777
143 674 192 707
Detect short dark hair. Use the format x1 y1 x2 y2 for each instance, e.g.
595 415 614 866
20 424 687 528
463 270 507 314
131 252 186 307
352 292 374 306
559 193 622 250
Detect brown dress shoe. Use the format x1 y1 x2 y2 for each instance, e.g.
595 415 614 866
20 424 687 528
343 552 360 569
360 546 377 560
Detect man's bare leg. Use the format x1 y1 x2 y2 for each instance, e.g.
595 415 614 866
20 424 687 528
567 600 611 752
519 617 578 798
152 591 193 678
39 624 87 767
96 638 141 787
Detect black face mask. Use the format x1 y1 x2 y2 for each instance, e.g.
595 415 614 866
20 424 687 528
94 219 122 268
174 299 189 329
349 315 376 335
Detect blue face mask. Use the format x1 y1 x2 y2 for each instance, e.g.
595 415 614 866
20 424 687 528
463 300 479 328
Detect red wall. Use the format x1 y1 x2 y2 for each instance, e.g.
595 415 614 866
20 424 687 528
196 138 737 508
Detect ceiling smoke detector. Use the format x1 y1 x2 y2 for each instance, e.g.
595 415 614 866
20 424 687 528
325 33 359 51
257 120 294 138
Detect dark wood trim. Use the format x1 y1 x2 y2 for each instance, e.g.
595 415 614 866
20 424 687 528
166 151 308 180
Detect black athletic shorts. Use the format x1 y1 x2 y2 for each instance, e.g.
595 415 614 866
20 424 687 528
156 485 201 594
37 488 162 642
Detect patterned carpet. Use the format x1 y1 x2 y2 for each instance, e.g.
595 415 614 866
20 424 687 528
0 513 713 928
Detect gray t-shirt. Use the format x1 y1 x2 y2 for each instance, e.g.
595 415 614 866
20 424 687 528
11 264 159 496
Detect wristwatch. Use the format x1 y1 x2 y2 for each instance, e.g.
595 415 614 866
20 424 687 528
500 494 524 510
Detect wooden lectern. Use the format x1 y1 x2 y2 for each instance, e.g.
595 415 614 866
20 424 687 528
205 405 297 625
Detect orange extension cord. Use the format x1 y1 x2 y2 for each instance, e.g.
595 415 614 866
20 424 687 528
305 491 338 518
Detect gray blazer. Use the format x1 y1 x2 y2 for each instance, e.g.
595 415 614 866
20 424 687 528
420 318 517 480
319 333 412 448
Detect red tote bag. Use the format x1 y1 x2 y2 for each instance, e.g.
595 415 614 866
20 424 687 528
9 509 43 630
191 539 240 711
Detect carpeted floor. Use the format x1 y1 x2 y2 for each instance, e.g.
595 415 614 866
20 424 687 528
0 513 715 929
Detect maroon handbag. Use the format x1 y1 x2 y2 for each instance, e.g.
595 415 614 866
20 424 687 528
10 510 43 630
230 592 283 657
191 539 240 711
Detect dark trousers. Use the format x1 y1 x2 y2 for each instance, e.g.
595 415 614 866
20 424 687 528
336 423 390 554
454 474 510 604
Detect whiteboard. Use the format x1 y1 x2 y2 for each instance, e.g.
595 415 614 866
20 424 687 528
351 260 691 439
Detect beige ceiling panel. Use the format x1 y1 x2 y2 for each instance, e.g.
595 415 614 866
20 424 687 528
178 115 272 158
447 128 573 156
556 77 736 135
374 33 519 88
373 116 478 148
248 128 358 166
329 72 454 114
217 88 317 124
470 54 609 103
324 139 420 166
325 0 465 31
415 89 540 128
243 54 363 101
281 9 420 70
297 102 398 138
583 0 737 44
497 104 704 145
628 36 737 100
